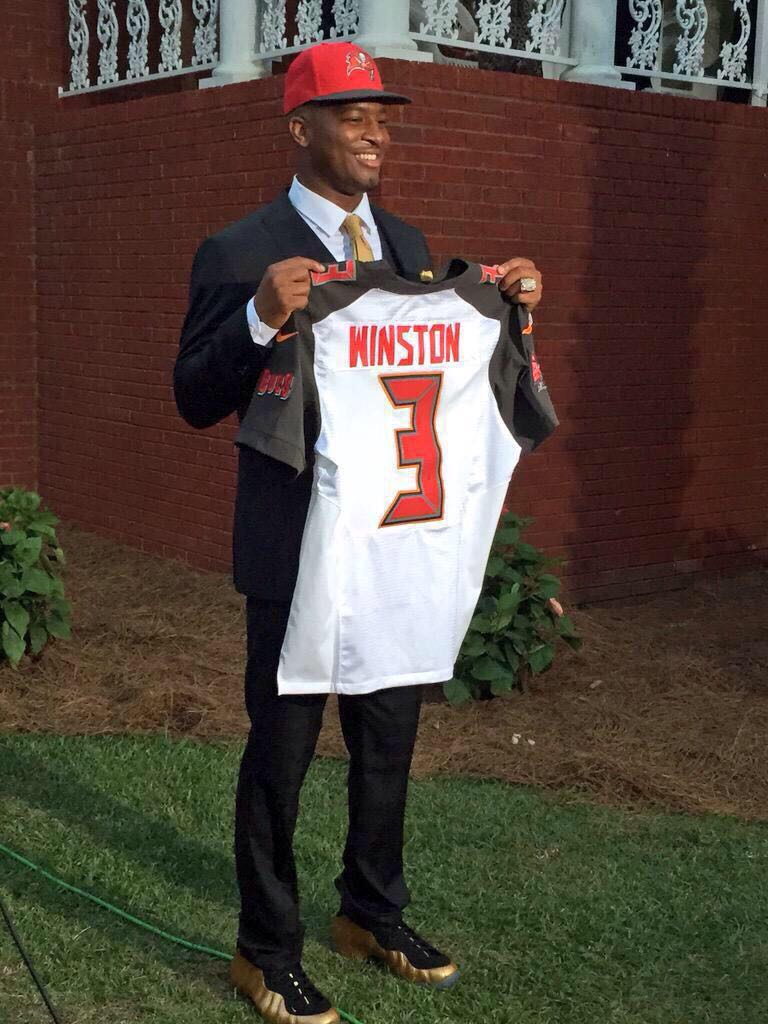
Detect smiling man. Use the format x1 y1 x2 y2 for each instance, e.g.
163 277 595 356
174 41 543 1024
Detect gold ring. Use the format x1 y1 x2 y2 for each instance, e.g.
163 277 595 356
520 277 537 293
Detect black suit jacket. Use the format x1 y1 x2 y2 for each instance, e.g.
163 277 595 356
174 189 431 599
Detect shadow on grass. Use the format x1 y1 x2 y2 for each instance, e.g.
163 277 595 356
0 741 331 989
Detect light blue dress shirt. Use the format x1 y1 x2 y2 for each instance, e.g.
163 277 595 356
246 175 382 346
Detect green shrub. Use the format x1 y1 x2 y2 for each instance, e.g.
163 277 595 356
0 488 70 666
444 512 581 706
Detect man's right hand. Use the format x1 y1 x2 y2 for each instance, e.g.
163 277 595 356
254 257 326 329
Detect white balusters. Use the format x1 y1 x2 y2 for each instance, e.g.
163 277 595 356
192 0 220 65
474 0 512 47
258 0 360 54
718 0 751 81
62 0 221 95
294 0 323 45
126 0 150 79
331 0 360 37
420 0 460 38
412 0 567 63
67 0 90 91
58 0 768 101
626 0 663 70
97 0 119 85
260 0 288 51
527 0 567 57
673 0 709 75
625 0 758 87
159 0 183 73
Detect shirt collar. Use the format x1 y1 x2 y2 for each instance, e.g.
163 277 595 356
289 175 374 239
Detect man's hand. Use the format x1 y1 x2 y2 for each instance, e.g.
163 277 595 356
254 257 326 329
496 258 542 313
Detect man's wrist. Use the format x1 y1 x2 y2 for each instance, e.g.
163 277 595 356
246 297 279 346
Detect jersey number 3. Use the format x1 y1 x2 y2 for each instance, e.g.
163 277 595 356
379 373 445 527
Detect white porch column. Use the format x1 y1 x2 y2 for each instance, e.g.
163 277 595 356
561 0 631 88
752 0 768 105
201 0 271 88
355 0 432 62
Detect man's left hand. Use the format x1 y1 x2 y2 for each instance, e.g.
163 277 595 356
497 258 542 313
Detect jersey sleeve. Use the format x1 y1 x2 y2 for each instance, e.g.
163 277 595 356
235 264 376 475
490 304 558 454
233 313 320 476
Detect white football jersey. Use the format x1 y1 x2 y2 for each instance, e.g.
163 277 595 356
236 259 557 696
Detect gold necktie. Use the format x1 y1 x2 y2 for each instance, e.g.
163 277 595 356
342 214 374 262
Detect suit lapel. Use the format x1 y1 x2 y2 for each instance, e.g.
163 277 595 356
375 217 398 271
372 208 402 274
262 189 337 265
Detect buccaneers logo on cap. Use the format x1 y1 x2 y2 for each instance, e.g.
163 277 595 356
346 49 375 80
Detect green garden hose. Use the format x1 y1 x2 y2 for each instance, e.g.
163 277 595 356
0 839 366 1024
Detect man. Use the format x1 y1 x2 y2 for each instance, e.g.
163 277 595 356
174 41 543 1024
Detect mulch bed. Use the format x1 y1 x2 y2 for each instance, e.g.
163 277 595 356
2 524 767 820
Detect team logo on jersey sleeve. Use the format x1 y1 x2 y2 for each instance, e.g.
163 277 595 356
311 260 357 286
256 368 294 400
530 352 547 392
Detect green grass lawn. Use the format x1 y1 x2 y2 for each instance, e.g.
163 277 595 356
1 734 767 1024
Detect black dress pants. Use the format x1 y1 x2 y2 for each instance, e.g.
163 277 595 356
235 599 424 970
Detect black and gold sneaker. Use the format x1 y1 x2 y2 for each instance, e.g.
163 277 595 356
230 952 340 1024
330 915 460 990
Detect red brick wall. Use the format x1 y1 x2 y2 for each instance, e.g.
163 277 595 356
0 2 65 489
32 62 768 600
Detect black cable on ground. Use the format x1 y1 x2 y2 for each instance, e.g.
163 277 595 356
0 841 365 1024
1 891 64 1024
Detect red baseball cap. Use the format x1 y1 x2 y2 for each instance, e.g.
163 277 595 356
283 42 411 114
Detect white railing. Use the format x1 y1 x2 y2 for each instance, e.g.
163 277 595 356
61 0 768 104
60 0 219 96
256 0 361 59
625 0 755 91
252 0 575 66
409 0 574 67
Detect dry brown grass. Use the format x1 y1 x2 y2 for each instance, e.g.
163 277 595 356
2 523 767 820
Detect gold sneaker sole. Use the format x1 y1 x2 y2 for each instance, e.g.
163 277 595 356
330 916 461 990
230 952 340 1024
